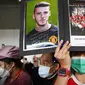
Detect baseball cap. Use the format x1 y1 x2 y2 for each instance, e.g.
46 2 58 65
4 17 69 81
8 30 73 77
0 46 20 59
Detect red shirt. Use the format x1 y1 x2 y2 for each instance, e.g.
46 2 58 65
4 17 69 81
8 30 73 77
4 71 32 85
67 74 85 85
67 77 78 85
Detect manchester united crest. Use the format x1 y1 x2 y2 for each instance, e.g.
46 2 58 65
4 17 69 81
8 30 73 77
49 36 58 44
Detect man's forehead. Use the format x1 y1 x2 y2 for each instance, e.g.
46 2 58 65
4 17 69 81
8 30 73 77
35 7 50 12
40 53 52 61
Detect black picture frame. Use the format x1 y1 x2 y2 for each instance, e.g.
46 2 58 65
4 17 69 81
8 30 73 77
64 0 85 51
20 0 64 56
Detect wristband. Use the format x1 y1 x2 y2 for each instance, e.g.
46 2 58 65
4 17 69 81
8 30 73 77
57 67 70 77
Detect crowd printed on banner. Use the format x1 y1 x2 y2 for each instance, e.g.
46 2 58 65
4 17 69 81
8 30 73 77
70 7 85 29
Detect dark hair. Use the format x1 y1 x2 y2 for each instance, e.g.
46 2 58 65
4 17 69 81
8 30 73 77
70 51 85 56
1 58 23 69
51 53 60 65
34 1 50 13
71 68 76 75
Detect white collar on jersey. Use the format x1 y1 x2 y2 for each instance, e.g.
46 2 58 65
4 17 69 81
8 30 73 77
71 74 85 85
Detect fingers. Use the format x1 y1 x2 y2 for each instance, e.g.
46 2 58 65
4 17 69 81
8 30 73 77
61 41 71 50
59 41 71 54
54 40 71 59
55 40 63 53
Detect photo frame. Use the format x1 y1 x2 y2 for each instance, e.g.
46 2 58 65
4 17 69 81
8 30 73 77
20 0 64 56
64 0 85 51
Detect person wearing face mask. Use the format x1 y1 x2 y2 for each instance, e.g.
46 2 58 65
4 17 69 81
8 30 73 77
0 46 32 85
38 53 59 79
30 53 60 85
0 61 10 85
24 53 60 85
38 40 71 85
67 51 85 85
54 41 85 85
23 40 71 85
54 44 85 85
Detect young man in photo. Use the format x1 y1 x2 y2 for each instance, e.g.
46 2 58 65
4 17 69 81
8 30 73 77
26 1 58 48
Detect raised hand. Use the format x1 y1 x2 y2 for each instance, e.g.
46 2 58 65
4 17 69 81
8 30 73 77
54 40 71 69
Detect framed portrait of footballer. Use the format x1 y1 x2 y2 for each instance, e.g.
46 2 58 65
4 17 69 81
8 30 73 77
63 0 85 51
20 0 64 56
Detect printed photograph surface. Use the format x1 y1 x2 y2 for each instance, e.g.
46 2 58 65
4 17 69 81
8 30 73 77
25 0 59 51
68 0 85 46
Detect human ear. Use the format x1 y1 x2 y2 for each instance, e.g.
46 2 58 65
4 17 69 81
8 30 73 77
32 14 35 20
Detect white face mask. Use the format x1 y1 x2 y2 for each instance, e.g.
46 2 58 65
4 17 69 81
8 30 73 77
38 65 50 78
0 68 10 79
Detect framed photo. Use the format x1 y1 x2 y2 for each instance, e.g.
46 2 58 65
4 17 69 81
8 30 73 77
64 0 85 51
20 0 64 56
